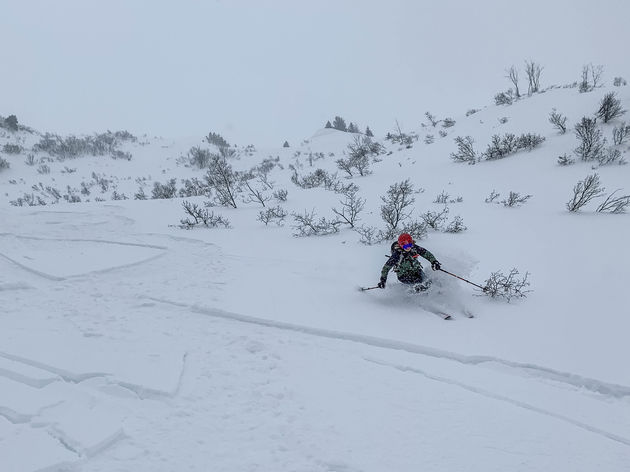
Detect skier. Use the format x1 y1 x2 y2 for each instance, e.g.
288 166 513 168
377 233 441 291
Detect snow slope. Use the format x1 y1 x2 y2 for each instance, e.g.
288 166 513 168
1 84 629 471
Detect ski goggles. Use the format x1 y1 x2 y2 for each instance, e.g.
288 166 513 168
402 243 413 250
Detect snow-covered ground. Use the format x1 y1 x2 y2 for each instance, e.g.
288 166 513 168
1 84 629 470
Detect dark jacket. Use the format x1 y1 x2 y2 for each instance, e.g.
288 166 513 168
380 242 437 283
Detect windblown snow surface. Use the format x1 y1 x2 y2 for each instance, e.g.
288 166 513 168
1 85 629 471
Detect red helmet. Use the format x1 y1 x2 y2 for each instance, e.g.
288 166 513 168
398 233 413 247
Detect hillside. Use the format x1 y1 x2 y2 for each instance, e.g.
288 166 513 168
1 84 630 471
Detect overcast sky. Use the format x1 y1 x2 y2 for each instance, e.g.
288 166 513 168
2 0 629 147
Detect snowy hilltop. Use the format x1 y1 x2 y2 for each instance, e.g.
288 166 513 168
1 79 630 471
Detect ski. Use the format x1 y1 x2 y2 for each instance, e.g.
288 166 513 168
426 309 453 320
463 309 475 319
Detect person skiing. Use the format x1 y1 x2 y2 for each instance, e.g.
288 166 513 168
377 233 441 290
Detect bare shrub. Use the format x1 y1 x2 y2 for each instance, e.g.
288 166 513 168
574 117 605 161
595 190 630 213
331 189 365 228
483 133 545 160
421 206 449 230
483 268 531 302
501 191 532 207
506 65 520 98
188 147 213 168
152 179 178 199
257 205 287 226
444 216 467 233
613 77 627 86
525 60 543 95
386 121 418 148
2 143 22 154
273 188 288 202
494 90 514 105
566 173 605 212
434 191 450 204
380 179 416 237
355 224 382 245
450 136 477 164
596 92 626 123
0 157 9 171
180 200 231 229
291 210 342 237
442 117 456 128
596 148 626 166
243 177 271 207
400 219 428 240
612 123 630 145
204 153 241 208
485 190 501 203
37 164 51 174
549 109 567 134
557 154 575 166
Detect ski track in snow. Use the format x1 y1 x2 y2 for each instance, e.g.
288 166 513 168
148 296 630 400
366 358 630 447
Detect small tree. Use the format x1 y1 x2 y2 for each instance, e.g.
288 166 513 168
283 140 290 148
506 66 520 98
204 153 241 208
332 116 348 132
380 179 415 237
4 115 18 131
525 60 543 95
596 92 626 123
566 173 605 212
365 126 374 137
331 188 365 228
325 121 332 129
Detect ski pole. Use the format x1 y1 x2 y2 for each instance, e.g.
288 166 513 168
439 268 487 291
360 286 381 291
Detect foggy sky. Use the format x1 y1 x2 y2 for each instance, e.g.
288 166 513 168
2 0 629 147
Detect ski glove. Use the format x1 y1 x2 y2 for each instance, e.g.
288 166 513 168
431 260 441 271
377 278 386 289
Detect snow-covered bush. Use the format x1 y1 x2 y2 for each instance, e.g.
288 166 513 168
421 206 449 230
257 205 287 226
331 189 365 228
613 77 627 86
273 188 288 202
483 268 531 302
0 157 9 171
549 109 567 134
2 143 22 154
573 117 605 161
152 179 178 199
204 154 242 208
595 191 630 213
380 179 416 238
501 191 532 207
557 154 575 166
450 136 477 164
180 201 230 229
566 173 605 212
483 133 545 160
485 190 501 203
444 216 467 233
291 210 342 237
612 123 630 145
596 92 626 123
494 90 514 105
